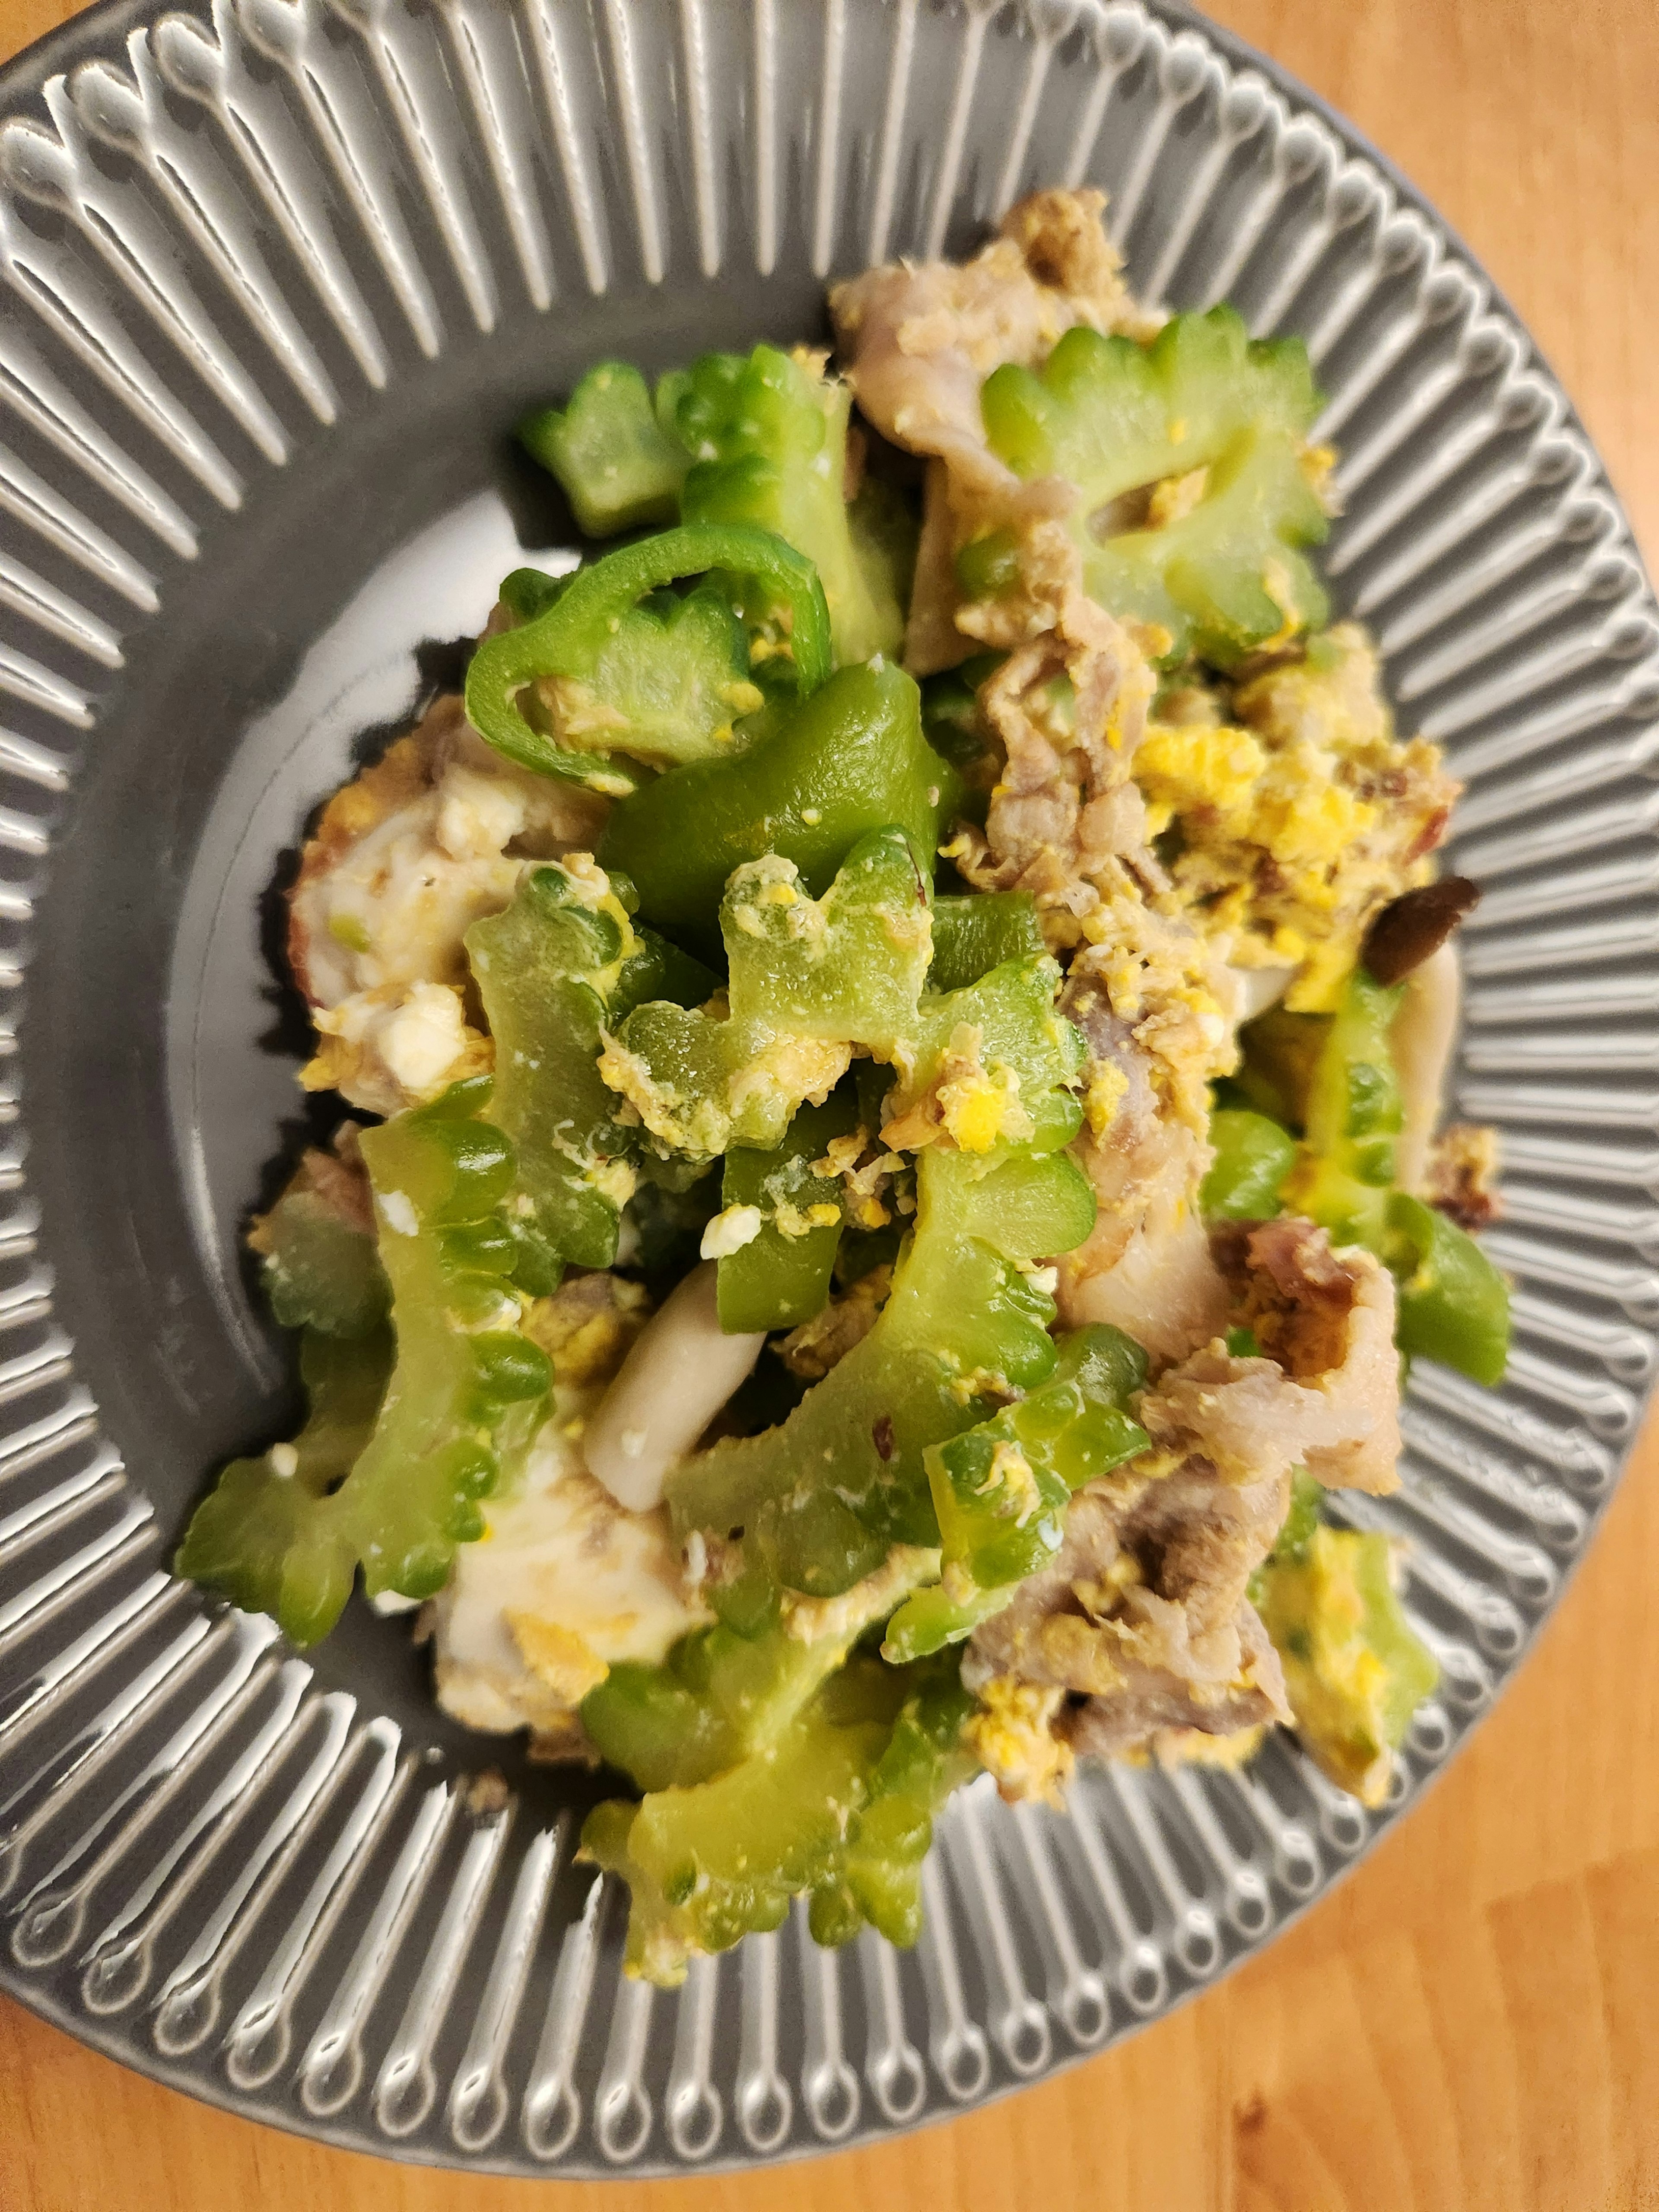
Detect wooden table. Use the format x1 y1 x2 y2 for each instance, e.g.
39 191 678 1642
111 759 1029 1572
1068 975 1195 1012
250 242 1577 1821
2 0 1656 2204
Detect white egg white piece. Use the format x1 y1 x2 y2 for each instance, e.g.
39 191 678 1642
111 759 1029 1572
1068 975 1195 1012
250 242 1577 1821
432 1403 709 1745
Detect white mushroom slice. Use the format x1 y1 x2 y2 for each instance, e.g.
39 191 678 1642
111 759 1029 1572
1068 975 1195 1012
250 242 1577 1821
1391 940 1461 1196
582 1262 766 1512
1222 961 1297 1028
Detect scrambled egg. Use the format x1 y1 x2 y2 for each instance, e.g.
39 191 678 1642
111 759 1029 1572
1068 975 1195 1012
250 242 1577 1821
1072 880 1236 1136
1252 1525 1438 1808
432 1417 710 1751
1131 626 1459 1011
1147 1723 1265 1772
884 1020 1035 1154
964 1676 1074 1806
524 1269 650 1383
431 1272 707 1754
288 693 607 1114
302 979 492 1112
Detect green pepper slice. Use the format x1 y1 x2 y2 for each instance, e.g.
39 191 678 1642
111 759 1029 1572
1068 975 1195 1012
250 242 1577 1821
597 659 961 951
1387 1192 1510 1387
465 524 832 795
716 1087 862 1334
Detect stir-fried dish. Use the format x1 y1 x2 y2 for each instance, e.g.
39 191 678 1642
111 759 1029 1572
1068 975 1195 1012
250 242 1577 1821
181 191 1508 1986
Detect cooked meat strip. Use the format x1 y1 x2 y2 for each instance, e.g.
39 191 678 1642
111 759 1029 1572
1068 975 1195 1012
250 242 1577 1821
1051 925 1233 1364
965 1214 1399 1797
1059 1609 1287 1765
1427 1121 1503 1231
947 604 1155 909
829 187 1142 499
831 188 1157 675
1209 1217 1402 1495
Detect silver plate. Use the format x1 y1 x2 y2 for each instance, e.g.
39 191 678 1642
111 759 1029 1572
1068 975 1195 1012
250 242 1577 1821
0 0 1654 2178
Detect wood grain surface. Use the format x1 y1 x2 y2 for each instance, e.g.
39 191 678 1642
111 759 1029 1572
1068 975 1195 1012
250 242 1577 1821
1 0 1656 2206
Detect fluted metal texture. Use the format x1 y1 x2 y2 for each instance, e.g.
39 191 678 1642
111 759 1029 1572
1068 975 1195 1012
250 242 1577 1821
0 0 1653 2177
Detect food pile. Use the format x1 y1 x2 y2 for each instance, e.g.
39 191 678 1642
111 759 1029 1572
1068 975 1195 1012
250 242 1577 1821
181 191 1507 1984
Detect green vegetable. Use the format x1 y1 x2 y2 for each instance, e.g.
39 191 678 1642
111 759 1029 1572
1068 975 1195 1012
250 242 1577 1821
953 529 1023 603
848 477 920 648
598 658 960 953
177 1326 391 1649
677 345 903 666
668 1142 1097 1595
345 1087 551 1602
465 524 831 795
497 566 575 624
580 1656 908 1985
888 953 1087 1159
806 1659 977 1948
582 1543 938 1792
489 572 761 776
883 1326 1149 1661
920 653 1004 784
602 826 934 1162
465 863 715 1288
1254 1523 1439 1808
1281 967 1404 1249
980 307 1329 666
182 1083 553 1646
1231 1005 1330 1129
716 1088 862 1334
927 892 1046 994
518 361 688 536
1200 1106 1297 1221
1284 970 1510 1386
257 1182 388 1338
1267 1468 1323 1568
583 1651 976 1983
1387 1192 1510 1388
